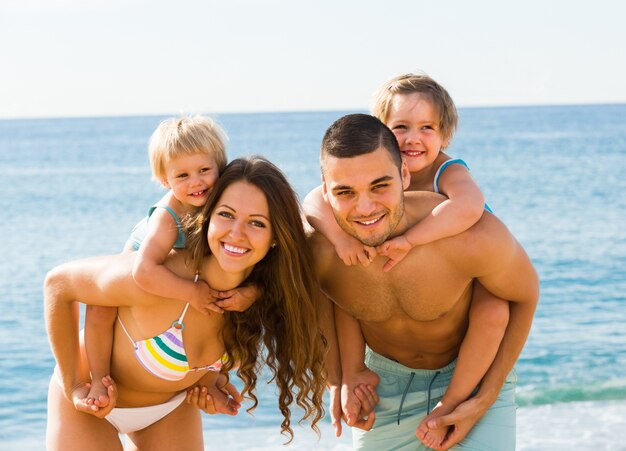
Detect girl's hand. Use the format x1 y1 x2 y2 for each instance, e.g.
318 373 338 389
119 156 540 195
214 284 259 312
376 235 412 272
334 235 376 267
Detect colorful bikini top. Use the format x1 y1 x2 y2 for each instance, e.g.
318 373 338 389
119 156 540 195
117 276 224 381
433 158 493 213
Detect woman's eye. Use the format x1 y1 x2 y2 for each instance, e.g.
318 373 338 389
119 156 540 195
218 211 233 219
250 220 266 228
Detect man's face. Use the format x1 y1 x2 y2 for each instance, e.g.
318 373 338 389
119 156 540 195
322 146 410 247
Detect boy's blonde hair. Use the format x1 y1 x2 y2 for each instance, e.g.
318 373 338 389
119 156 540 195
371 72 458 146
148 115 228 181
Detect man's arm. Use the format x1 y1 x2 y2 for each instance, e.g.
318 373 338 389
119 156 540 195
316 290 343 436
432 215 539 447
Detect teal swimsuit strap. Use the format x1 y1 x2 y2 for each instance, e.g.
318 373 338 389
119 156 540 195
148 205 186 248
433 158 469 194
433 158 493 213
148 205 182 228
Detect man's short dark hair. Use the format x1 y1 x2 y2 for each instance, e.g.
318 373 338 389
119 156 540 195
320 113 402 174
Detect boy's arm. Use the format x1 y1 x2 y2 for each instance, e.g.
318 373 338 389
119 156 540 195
377 165 485 272
132 209 218 314
430 220 539 447
335 303 379 429
303 185 375 266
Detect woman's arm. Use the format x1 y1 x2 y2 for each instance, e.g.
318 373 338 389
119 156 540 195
44 255 138 399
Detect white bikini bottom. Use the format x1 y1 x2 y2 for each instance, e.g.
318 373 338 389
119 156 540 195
53 367 186 434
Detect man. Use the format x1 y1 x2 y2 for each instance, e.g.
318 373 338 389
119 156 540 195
310 114 538 450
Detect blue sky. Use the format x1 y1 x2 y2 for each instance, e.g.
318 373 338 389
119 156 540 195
1 0 625 118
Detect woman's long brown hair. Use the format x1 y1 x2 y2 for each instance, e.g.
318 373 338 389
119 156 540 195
186 156 327 441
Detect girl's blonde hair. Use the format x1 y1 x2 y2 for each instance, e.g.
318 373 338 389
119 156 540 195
371 72 458 146
148 115 228 181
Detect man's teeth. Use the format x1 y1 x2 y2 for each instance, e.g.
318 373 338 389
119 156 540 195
224 243 247 254
359 218 379 225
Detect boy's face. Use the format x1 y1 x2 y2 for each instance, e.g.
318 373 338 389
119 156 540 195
322 146 410 247
162 153 220 208
385 93 448 174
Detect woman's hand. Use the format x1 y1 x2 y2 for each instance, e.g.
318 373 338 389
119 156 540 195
186 373 242 416
71 376 117 419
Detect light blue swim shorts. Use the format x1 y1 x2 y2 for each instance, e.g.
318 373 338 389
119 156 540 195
351 348 517 451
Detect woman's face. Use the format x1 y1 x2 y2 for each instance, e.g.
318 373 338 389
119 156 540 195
207 181 273 274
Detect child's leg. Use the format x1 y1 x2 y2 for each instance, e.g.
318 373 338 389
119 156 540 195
416 281 510 448
84 305 118 407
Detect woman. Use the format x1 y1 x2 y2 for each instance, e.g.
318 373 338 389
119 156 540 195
45 156 327 450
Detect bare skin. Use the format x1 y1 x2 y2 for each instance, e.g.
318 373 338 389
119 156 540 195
312 147 538 449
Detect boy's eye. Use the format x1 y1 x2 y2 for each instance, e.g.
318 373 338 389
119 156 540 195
200 167 212 173
392 125 407 130
176 173 189 178
421 125 434 131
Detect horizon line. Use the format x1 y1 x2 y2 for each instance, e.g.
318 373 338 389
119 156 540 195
1 100 625 122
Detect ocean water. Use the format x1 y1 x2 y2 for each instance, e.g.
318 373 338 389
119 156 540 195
1 105 625 450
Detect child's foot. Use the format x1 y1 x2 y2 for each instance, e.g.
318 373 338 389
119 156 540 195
84 376 111 409
415 401 455 449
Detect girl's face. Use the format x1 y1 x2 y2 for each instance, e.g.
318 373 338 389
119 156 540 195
385 93 448 174
207 181 273 275
162 153 220 209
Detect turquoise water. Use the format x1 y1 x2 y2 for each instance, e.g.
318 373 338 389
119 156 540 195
1 105 625 447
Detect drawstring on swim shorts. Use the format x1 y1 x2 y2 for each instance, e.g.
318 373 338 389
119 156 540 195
396 370 441 425
397 372 415 425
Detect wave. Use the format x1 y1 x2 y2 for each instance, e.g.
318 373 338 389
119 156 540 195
516 379 626 406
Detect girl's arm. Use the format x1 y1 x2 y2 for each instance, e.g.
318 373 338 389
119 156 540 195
303 186 375 267
132 209 219 314
377 164 485 272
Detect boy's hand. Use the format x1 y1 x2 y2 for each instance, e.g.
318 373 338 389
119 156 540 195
189 280 224 315
186 374 242 416
376 235 412 272
214 284 259 312
334 235 377 267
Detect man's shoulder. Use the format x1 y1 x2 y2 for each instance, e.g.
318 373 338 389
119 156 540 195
403 191 447 226
306 230 341 279
437 211 517 274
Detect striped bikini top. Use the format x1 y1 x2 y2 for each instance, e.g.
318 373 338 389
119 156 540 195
117 281 224 381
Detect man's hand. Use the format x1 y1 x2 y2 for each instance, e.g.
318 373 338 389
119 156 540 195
425 394 491 449
341 367 380 429
328 384 343 437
